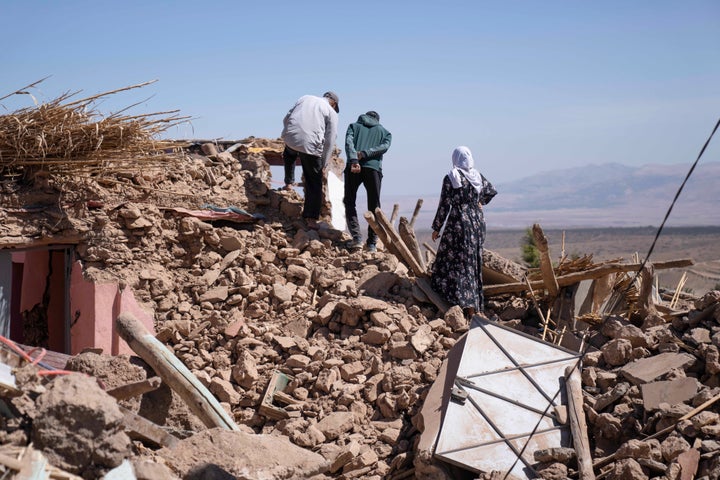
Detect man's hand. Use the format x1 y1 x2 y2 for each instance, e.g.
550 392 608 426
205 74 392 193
350 163 361 174
432 230 439 242
357 151 364 160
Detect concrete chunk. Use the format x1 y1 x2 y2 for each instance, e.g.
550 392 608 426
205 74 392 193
641 377 699 411
620 352 696 385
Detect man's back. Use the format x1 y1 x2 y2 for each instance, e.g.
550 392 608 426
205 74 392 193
282 95 337 158
346 113 392 172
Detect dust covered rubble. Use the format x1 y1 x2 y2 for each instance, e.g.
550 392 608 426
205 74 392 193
532 290 720 480
0 141 485 478
2 140 720 479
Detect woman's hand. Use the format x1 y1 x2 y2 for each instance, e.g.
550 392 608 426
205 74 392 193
432 230 439 242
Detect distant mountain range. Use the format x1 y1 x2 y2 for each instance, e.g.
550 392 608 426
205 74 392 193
386 161 720 230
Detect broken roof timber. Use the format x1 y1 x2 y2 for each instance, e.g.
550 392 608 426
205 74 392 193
0 235 81 250
485 258 694 297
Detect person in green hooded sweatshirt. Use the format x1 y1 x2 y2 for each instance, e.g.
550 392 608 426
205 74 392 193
344 111 392 251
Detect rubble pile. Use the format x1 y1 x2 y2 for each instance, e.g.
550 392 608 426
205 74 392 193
0 135 718 479
1 142 489 478
574 291 720 479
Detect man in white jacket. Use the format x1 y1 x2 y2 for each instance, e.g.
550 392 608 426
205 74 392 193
281 91 339 228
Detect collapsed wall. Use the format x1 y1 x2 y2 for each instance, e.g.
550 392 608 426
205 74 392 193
1 142 478 478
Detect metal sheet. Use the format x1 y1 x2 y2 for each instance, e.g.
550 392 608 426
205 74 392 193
434 318 581 478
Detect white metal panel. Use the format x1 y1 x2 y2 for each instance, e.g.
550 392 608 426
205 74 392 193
438 429 568 478
434 319 581 478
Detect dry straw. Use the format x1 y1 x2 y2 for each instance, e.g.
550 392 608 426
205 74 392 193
0 79 190 179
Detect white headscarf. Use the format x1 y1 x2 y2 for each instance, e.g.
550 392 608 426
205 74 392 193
449 146 484 193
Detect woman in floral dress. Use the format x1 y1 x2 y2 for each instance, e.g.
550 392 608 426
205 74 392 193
430 146 497 318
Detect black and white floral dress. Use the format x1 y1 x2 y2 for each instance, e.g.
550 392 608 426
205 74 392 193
430 173 497 311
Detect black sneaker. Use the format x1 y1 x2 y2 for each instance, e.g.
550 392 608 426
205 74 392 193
346 239 363 251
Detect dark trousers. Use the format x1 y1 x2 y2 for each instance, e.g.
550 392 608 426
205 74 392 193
344 167 382 245
300 153 323 219
283 146 299 185
284 146 323 219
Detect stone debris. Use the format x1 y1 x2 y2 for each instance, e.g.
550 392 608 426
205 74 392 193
0 137 719 479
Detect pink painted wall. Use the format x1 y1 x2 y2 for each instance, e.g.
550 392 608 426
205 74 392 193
18 250 48 311
11 251 155 356
69 260 155 355
48 252 65 353
18 250 65 351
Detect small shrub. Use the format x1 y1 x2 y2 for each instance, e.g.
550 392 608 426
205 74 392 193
521 227 540 268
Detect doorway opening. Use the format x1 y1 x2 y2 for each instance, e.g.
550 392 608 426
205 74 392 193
0 247 72 354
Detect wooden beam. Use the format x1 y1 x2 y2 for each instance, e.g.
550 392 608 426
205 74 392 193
390 203 400 224
106 377 162 401
120 407 180 448
410 199 424 228
374 208 427 277
637 263 658 318
364 211 401 258
423 242 437 256
115 312 239 431
485 259 694 297
422 242 437 268
532 224 559 298
0 235 82 250
416 277 450 314
565 366 596 480
646 390 720 441
259 370 292 420
399 217 426 272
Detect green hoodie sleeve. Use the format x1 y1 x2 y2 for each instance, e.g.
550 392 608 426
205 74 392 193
345 123 359 164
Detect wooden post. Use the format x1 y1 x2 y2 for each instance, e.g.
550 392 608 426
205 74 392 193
121 407 180 448
423 242 437 256
423 242 437 268
524 276 552 341
399 217 426 272
116 312 239 431
107 377 162 401
364 211 401 257
532 224 559 298
637 263 658 318
374 208 427 277
415 277 450 314
390 203 400 224
565 366 596 480
410 199 424 228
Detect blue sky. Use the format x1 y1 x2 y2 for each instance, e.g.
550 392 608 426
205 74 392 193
3 0 719 196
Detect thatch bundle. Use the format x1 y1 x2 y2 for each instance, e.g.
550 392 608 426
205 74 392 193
0 79 189 179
